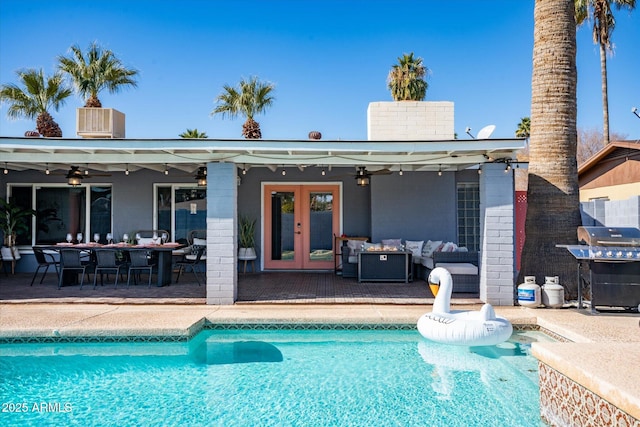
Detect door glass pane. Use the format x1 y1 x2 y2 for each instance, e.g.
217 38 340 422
270 192 294 261
308 192 333 261
90 186 112 244
174 187 206 242
157 186 172 239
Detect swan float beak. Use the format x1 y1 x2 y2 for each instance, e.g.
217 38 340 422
429 281 440 297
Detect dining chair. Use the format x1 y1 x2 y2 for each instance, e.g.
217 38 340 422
58 248 90 290
93 249 126 289
174 244 206 285
31 247 60 286
126 249 155 287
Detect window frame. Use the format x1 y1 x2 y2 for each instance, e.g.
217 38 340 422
6 183 113 247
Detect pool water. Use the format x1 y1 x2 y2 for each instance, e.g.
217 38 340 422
0 329 551 426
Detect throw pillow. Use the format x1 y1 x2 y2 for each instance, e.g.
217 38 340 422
441 242 458 252
422 240 443 257
382 239 402 247
347 239 363 255
405 240 424 257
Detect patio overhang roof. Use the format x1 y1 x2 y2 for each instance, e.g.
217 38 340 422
0 136 525 174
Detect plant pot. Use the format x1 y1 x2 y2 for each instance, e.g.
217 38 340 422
1 246 21 261
238 247 257 260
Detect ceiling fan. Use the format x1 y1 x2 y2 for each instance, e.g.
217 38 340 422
351 166 392 186
63 166 111 186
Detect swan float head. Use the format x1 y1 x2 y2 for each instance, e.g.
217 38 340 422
418 267 513 346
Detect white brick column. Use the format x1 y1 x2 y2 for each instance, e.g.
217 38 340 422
206 162 237 304
479 163 515 305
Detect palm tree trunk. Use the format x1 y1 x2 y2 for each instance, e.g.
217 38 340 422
518 0 582 299
599 41 610 145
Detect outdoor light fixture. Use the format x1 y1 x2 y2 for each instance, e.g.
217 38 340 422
3 163 8 175
164 164 169 175
478 164 482 174
321 167 326 176
281 167 286 176
66 166 84 186
633 107 640 119
399 167 403 176
195 166 207 187
125 164 129 175
68 176 82 186
356 175 370 187
45 163 50 175
438 165 442 177
242 164 247 175
84 164 89 175
465 127 475 139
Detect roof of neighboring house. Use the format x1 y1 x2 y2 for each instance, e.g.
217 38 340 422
0 136 524 175
578 140 640 189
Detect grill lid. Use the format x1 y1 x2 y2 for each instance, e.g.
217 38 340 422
577 226 640 247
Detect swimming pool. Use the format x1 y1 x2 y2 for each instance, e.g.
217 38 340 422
0 328 551 426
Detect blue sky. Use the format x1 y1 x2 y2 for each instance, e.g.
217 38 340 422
1 0 638 140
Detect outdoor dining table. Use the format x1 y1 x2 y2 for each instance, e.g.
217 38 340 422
37 242 185 287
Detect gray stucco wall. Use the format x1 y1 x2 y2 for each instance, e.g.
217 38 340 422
236 166 372 244
370 171 475 243
581 196 640 228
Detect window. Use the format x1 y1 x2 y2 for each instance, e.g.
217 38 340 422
155 185 206 243
7 185 112 245
457 183 480 251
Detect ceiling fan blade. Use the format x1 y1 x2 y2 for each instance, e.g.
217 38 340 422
369 168 392 175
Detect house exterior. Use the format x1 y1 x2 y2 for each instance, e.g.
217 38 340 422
0 102 524 305
578 140 640 228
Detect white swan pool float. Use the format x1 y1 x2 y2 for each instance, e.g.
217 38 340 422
417 267 512 346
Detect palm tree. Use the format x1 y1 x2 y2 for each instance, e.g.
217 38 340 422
575 0 636 145
515 117 531 138
0 68 72 137
519 0 582 299
57 41 139 108
211 76 275 139
387 52 428 101
179 128 208 138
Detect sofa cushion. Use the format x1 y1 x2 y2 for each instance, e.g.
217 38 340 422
435 262 478 275
420 256 434 269
405 240 424 257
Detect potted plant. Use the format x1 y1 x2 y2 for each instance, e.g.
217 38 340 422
0 199 36 266
238 214 257 259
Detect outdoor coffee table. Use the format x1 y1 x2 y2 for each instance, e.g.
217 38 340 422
357 250 413 283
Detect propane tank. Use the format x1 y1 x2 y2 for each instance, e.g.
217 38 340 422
542 276 565 308
518 276 541 308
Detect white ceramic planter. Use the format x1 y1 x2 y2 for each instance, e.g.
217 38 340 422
1 246 20 261
238 247 257 260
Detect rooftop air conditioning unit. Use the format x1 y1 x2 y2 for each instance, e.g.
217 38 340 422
76 108 125 138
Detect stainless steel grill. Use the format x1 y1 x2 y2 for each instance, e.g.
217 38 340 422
559 226 640 313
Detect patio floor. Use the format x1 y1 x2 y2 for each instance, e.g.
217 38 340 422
0 270 480 305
